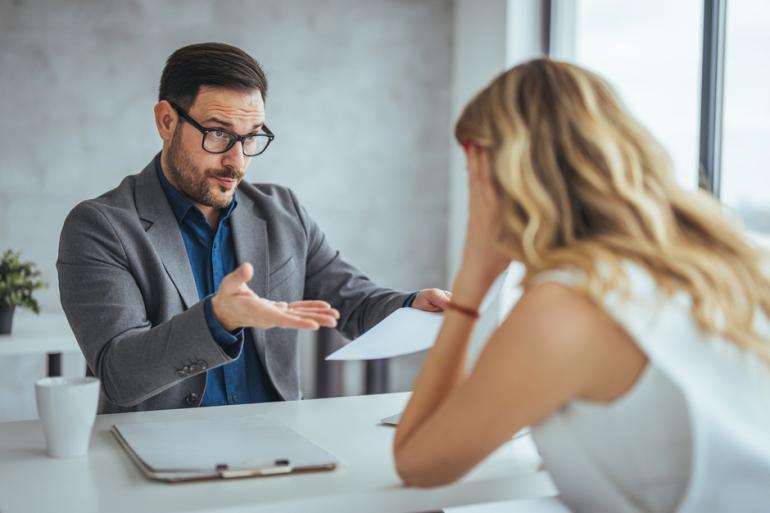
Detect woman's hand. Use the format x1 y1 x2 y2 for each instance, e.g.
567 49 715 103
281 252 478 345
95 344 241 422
454 145 512 306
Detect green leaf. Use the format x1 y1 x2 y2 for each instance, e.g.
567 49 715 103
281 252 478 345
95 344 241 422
0 249 47 313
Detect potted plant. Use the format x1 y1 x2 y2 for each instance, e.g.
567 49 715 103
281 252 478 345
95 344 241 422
0 249 47 334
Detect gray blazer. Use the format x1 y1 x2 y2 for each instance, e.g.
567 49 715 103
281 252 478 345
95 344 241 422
57 157 409 413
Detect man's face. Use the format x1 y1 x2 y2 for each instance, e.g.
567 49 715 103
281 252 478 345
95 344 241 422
166 86 265 209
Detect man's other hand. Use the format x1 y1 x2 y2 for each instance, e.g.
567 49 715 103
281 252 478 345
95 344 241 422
411 289 452 312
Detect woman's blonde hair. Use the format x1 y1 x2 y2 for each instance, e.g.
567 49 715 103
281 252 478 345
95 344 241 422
455 58 770 361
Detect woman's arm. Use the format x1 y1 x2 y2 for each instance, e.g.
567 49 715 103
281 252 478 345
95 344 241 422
393 280 604 487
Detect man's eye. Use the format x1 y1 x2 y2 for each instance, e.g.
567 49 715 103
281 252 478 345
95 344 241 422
212 130 229 139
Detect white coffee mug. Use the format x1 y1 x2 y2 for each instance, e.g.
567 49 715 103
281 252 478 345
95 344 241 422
35 377 100 458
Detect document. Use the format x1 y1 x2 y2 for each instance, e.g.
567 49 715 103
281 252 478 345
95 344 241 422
380 411 531 441
379 412 402 426
326 308 443 360
112 414 338 482
326 268 510 361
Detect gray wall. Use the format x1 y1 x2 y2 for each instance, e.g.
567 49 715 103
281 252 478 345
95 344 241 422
0 0 452 420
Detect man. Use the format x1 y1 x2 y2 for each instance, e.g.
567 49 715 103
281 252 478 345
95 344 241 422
57 42 449 414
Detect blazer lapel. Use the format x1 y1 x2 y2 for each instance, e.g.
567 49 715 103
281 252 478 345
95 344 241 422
230 193 269 298
134 158 200 310
230 190 270 364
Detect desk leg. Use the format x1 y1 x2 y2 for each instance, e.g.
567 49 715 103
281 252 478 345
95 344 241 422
47 352 62 377
365 359 389 394
315 328 344 398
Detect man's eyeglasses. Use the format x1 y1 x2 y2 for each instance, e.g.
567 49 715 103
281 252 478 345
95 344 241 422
170 102 275 157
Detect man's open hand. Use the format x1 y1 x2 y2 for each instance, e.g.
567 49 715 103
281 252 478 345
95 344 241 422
211 263 340 331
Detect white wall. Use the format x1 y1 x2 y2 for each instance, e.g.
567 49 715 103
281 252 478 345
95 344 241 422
447 0 548 277
0 0 452 420
449 0 546 367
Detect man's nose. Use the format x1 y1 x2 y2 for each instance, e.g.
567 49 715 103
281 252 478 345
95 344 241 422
221 140 246 170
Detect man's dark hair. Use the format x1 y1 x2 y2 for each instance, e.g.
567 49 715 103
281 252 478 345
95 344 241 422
158 42 268 110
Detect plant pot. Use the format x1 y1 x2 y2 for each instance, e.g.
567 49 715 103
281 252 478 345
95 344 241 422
0 306 15 335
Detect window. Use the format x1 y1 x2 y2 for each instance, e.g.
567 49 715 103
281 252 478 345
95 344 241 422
568 0 704 189
720 0 770 238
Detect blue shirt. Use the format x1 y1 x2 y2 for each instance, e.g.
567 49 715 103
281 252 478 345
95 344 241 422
155 155 279 406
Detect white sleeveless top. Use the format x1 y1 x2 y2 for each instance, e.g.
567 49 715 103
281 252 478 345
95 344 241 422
526 262 770 513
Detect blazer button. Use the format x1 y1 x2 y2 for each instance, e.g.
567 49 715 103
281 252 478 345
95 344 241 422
177 369 187 377
185 393 199 406
197 360 208 370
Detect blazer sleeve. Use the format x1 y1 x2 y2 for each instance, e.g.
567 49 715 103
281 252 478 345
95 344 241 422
287 190 411 340
56 201 241 407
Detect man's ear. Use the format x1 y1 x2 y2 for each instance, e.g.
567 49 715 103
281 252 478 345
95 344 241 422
154 100 177 143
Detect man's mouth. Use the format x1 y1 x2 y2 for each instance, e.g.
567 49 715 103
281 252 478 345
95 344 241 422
212 176 238 190
211 174 241 190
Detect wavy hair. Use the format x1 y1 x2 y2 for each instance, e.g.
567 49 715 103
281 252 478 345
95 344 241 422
455 58 770 361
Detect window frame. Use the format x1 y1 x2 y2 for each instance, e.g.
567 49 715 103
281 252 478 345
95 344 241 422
548 0 728 197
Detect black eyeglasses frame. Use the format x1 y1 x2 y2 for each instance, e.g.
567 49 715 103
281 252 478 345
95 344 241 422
169 102 275 157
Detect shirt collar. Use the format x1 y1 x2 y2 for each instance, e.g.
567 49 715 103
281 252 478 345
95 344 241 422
154 152 238 225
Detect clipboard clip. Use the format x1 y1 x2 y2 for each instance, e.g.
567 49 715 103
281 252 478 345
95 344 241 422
215 459 293 478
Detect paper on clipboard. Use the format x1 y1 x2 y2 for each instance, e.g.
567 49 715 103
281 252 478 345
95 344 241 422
326 269 508 361
112 414 338 483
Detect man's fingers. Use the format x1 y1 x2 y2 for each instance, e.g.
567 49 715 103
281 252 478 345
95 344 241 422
227 295 340 330
221 263 254 294
261 300 337 330
288 300 334 310
278 310 337 330
433 294 452 310
411 289 453 312
288 305 340 319
284 309 338 328
428 289 452 309
235 262 254 281
275 312 320 331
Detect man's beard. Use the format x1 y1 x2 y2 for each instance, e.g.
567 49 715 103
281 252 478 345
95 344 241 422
166 129 243 209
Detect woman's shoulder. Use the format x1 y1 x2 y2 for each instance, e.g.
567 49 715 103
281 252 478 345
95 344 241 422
511 279 635 350
502 278 648 402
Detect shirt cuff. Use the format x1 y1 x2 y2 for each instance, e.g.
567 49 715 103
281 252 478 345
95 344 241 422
402 292 418 308
203 295 243 346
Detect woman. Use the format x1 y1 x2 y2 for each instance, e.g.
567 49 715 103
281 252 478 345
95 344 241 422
393 59 770 513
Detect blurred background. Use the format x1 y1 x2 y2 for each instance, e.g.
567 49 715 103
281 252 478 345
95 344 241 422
1 0 768 421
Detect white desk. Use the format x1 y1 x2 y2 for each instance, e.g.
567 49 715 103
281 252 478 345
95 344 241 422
0 393 556 513
0 312 81 376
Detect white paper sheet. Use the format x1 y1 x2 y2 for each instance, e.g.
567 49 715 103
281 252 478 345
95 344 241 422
379 412 402 426
326 268 510 361
379 412 532 442
326 308 443 360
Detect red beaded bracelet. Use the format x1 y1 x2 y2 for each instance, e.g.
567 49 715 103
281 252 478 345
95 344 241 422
446 301 480 319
